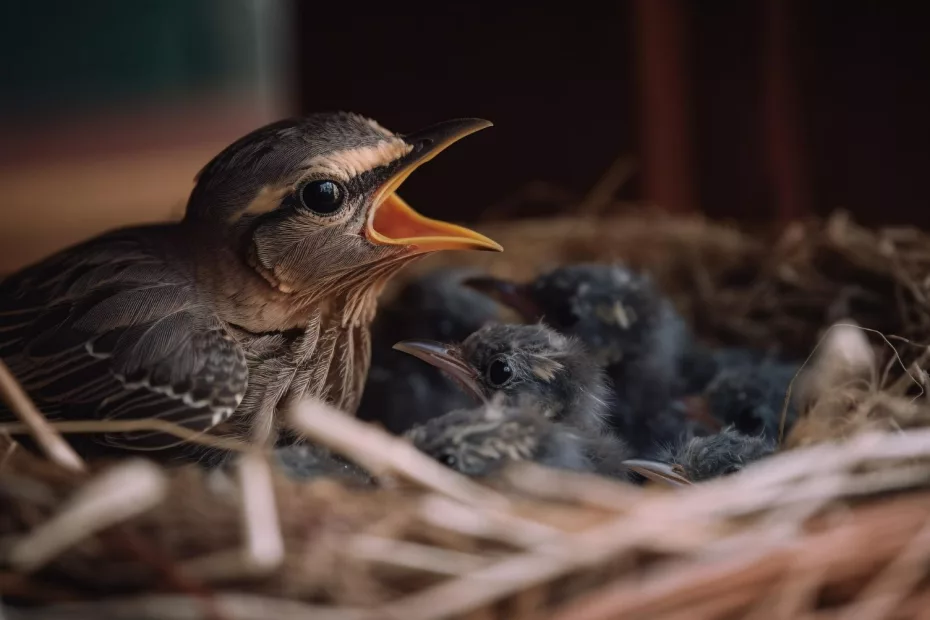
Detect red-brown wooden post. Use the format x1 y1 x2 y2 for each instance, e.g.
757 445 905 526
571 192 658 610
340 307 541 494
633 0 698 214
762 0 810 223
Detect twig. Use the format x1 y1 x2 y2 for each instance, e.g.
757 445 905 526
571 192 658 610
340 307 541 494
288 399 508 509
178 454 285 582
0 437 17 471
6 459 168 572
543 494 930 620
782 324 923 446
842 512 930 620
347 535 487 576
380 510 709 620
743 553 827 620
4 595 372 620
238 452 285 574
0 419 253 453
102 529 224 620
416 494 562 549
0 359 85 473
500 461 646 511
656 587 760 620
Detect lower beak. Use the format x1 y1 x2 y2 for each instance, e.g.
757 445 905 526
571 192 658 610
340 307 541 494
622 459 693 487
366 118 503 254
392 339 484 402
462 276 543 321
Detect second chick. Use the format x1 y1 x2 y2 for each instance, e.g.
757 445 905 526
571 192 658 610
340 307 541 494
406 399 632 479
394 322 613 435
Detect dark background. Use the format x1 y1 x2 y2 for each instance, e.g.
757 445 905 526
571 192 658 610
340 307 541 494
296 1 929 227
1 0 928 271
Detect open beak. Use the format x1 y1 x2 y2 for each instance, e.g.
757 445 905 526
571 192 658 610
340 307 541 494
462 276 543 321
622 459 693 487
366 118 503 254
392 339 484 402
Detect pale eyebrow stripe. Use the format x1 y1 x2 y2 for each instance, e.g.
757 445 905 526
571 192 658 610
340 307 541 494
228 137 414 223
227 185 290 223
302 139 413 182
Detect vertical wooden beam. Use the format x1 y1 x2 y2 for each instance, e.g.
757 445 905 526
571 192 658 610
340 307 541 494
762 0 810 223
633 0 698 214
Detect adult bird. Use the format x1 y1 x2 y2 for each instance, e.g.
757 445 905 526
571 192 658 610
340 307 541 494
0 113 502 460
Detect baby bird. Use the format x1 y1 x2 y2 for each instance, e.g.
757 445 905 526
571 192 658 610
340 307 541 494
394 323 612 434
464 264 713 451
466 263 690 377
677 343 772 396
624 427 775 485
405 399 631 479
704 361 800 439
273 442 374 486
356 268 504 434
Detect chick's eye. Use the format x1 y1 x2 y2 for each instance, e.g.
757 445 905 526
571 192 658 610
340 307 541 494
487 357 514 388
440 453 457 467
298 180 344 215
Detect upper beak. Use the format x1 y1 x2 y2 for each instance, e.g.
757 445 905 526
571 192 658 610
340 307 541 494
366 118 503 254
622 459 693 487
462 275 543 321
392 339 484 402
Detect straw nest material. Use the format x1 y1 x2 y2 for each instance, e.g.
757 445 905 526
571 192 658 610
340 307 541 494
4 209 930 620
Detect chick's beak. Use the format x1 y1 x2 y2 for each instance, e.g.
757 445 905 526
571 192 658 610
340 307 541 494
622 459 693 487
366 118 503 254
392 339 484 402
463 276 543 321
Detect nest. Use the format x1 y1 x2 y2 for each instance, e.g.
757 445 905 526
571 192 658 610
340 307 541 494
4 209 930 619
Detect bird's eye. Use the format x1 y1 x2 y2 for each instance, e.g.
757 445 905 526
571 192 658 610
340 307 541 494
298 180 344 215
440 453 457 467
487 356 514 388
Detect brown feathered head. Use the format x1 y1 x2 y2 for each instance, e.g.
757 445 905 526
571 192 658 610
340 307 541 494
185 112 501 299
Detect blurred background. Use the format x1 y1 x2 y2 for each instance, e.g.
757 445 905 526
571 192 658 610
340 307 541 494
1 0 927 273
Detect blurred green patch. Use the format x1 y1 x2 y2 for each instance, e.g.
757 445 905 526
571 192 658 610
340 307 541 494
0 0 267 117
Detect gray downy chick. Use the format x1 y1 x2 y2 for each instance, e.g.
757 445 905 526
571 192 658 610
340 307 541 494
272 442 375 486
405 398 632 479
357 267 504 434
624 427 775 485
394 322 613 435
704 361 800 439
463 264 714 452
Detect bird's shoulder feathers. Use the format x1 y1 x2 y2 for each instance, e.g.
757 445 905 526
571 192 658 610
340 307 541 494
0 227 248 450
